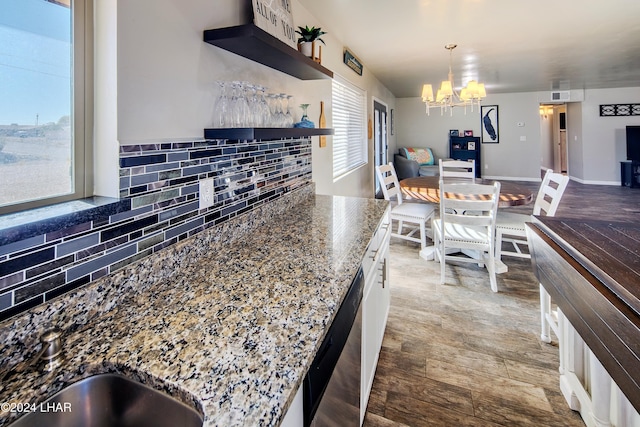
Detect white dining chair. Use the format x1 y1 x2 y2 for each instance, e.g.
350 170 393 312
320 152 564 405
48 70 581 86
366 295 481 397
432 180 501 292
439 159 476 178
495 169 569 261
376 163 435 249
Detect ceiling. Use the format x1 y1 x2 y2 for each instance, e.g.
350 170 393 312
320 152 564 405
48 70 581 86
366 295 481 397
296 0 640 98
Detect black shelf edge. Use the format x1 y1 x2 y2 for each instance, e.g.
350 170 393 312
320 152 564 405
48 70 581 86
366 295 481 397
204 127 334 141
203 24 333 80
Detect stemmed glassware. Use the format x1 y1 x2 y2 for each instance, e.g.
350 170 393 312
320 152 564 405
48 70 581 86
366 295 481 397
228 81 245 128
284 95 294 127
211 80 297 128
212 81 229 128
276 94 288 127
256 86 271 127
246 83 261 127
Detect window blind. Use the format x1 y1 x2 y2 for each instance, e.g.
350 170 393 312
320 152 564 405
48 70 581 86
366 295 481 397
332 78 366 179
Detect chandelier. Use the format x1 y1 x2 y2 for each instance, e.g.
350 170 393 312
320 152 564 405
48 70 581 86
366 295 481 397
421 44 486 115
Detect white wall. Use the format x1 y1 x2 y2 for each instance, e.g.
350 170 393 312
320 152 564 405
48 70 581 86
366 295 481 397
567 101 584 181
396 87 640 184
94 0 118 198
396 92 542 181
112 0 395 199
577 87 640 184
292 3 396 197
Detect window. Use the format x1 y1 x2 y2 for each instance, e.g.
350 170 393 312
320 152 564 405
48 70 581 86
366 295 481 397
0 0 91 215
332 77 366 179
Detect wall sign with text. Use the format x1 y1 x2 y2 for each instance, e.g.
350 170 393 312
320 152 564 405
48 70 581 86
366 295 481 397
252 0 297 49
343 49 363 76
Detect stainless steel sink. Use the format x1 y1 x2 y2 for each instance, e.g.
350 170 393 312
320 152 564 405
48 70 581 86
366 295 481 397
10 373 203 427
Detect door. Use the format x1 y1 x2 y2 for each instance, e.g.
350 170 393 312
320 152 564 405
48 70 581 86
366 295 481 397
553 105 568 173
373 100 388 196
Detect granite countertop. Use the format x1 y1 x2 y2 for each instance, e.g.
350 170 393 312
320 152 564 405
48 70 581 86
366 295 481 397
0 192 389 426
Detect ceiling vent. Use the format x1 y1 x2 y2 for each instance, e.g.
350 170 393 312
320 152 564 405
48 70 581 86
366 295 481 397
550 91 570 102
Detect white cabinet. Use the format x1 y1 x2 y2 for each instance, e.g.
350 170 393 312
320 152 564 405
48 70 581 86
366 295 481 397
284 207 391 427
360 208 391 425
280 385 303 427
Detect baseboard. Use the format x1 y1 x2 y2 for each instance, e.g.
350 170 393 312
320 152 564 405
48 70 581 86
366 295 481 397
483 175 542 182
569 176 621 186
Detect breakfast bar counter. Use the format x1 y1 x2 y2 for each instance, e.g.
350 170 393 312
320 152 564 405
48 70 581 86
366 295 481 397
0 187 389 426
526 216 640 424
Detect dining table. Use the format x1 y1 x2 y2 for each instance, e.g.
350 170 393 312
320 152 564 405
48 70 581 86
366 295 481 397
399 176 535 207
399 176 535 273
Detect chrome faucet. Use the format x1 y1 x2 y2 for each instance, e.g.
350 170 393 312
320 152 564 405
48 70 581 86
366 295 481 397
0 328 63 382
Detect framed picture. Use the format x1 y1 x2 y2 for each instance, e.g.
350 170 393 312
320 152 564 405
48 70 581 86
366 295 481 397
449 129 459 137
481 105 499 143
468 141 476 150
464 130 473 137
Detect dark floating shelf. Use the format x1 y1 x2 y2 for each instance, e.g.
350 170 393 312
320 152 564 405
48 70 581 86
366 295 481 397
203 24 333 80
204 127 334 141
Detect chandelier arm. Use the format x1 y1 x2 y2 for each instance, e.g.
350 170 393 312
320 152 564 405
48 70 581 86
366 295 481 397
422 43 486 116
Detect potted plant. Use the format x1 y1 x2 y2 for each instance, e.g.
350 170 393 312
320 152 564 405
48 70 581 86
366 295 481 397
296 26 327 58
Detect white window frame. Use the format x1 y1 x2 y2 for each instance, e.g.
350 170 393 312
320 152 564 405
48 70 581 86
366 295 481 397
0 0 93 215
332 75 367 181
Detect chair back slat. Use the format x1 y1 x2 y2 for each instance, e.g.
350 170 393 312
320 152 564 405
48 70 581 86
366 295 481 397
376 162 404 205
435 178 501 292
533 169 569 216
440 159 476 178
442 211 493 227
443 198 497 214
439 180 501 230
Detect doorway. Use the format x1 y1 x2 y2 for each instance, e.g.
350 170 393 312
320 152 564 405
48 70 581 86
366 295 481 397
553 104 568 173
373 100 388 196
540 103 568 175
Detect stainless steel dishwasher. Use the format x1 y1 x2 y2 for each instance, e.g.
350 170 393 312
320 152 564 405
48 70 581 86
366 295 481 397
303 267 363 427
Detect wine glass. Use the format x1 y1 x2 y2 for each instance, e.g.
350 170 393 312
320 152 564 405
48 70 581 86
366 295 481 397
245 83 261 127
256 86 271 127
284 95 294 127
212 81 229 128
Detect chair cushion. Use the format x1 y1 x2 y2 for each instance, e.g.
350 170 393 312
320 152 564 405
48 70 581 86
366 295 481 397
401 147 435 166
392 202 435 221
495 212 532 233
433 219 490 245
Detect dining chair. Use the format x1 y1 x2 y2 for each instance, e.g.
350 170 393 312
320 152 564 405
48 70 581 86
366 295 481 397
432 180 501 292
376 163 435 249
495 169 569 261
439 159 475 178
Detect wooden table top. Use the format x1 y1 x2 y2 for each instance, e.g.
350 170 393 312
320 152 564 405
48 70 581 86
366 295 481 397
400 176 535 207
527 216 640 412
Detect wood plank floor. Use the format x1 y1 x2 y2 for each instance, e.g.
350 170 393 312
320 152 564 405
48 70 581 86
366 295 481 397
363 181 640 427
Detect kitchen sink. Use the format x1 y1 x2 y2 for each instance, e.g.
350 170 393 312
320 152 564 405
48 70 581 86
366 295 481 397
9 373 203 427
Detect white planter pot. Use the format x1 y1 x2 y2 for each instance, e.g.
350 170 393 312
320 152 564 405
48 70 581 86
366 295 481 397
299 41 313 57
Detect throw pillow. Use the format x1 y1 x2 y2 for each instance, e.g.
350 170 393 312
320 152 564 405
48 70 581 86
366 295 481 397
402 147 434 165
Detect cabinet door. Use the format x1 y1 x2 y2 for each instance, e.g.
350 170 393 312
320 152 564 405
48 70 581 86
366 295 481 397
361 240 390 423
360 264 380 420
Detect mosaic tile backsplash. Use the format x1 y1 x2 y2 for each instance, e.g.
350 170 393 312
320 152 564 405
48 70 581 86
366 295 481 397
0 137 312 321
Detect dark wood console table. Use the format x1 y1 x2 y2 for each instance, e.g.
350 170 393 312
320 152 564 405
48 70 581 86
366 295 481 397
526 216 640 413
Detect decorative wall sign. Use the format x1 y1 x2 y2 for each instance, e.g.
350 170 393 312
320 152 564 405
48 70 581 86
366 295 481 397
343 49 363 76
599 104 640 116
481 105 499 143
252 0 297 49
